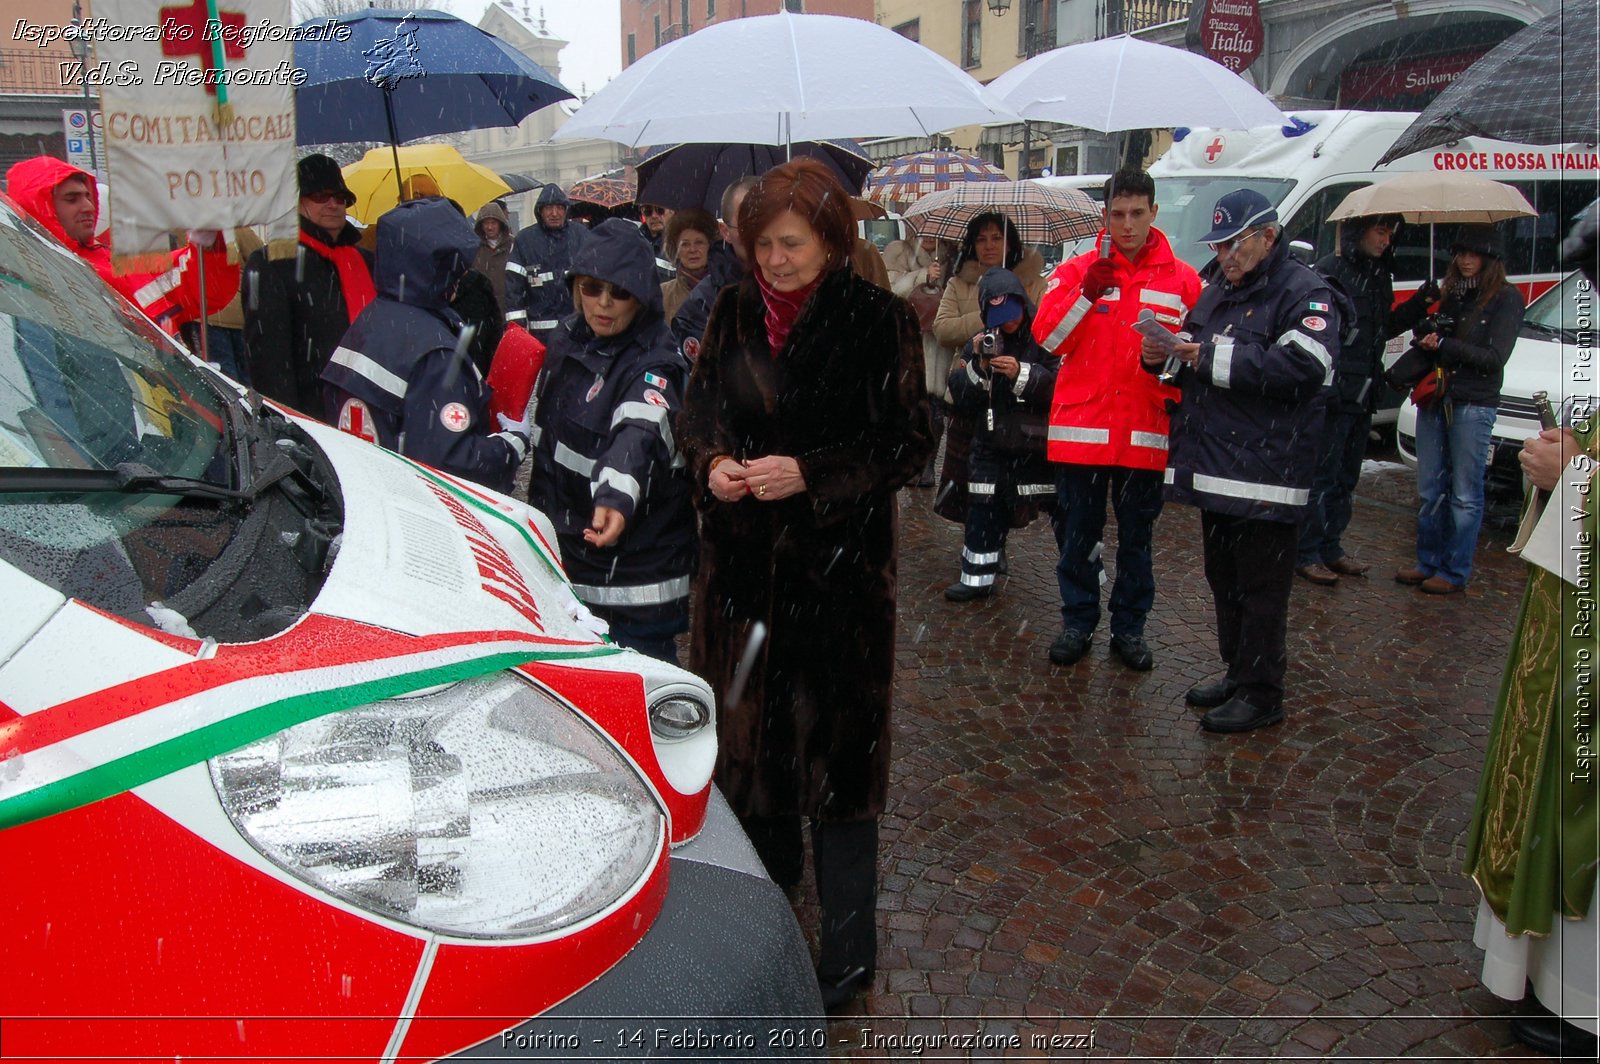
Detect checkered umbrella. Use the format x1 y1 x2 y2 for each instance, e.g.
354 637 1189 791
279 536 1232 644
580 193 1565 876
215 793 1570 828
864 150 1010 212
902 181 1100 245
567 176 637 210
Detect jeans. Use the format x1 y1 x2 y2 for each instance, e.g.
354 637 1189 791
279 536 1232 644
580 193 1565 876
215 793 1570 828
1051 464 1164 638
1298 407 1370 566
1413 401 1497 586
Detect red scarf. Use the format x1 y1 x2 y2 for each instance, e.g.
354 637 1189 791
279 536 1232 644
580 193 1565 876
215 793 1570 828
299 228 376 324
756 269 823 355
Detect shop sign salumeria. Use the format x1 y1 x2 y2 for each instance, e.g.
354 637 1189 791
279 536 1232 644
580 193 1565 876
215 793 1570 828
1184 0 1264 74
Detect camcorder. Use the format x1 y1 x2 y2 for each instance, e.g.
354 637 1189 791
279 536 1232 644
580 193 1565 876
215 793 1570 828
977 329 1001 358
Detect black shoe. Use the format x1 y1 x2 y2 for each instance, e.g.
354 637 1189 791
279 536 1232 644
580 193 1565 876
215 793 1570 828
1109 633 1154 671
1511 1005 1599 1057
817 965 873 1012
1048 628 1091 666
1185 677 1238 708
944 581 993 602
1200 694 1284 733
997 547 1009 575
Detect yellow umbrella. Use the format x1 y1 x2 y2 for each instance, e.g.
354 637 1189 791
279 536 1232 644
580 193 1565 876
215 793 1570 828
342 144 512 224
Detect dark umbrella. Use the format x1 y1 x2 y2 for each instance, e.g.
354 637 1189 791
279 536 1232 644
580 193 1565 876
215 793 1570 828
294 9 574 198
634 140 874 213
1377 0 1598 166
498 173 543 194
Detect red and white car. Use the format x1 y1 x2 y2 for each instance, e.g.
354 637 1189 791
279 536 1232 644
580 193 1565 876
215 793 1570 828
0 192 822 1060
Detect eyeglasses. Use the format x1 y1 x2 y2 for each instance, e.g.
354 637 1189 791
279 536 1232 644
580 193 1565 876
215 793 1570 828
640 205 666 216
576 279 636 302
1207 229 1263 255
303 190 349 206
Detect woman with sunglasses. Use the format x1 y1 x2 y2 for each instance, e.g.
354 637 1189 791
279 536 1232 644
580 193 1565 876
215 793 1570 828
525 218 696 663
678 158 934 1011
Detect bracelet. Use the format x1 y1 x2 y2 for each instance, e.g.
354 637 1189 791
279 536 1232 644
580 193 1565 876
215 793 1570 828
709 454 735 472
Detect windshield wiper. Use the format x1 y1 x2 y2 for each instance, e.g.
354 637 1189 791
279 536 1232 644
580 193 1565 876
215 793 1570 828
0 462 251 503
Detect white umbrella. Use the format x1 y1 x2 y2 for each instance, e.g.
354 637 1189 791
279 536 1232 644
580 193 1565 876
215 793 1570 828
553 11 1018 148
987 35 1288 133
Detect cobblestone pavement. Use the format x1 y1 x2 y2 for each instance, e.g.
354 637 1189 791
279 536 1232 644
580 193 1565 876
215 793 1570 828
787 453 1568 1061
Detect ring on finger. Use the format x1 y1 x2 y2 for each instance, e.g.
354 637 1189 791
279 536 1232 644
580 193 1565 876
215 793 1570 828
758 484 768 497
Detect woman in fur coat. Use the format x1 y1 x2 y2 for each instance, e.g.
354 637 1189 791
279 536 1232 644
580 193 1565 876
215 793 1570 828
678 159 933 1011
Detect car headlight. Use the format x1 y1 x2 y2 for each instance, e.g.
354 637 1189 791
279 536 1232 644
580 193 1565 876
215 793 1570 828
208 673 663 940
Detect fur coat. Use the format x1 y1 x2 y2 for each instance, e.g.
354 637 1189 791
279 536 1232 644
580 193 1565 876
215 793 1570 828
678 266 934 821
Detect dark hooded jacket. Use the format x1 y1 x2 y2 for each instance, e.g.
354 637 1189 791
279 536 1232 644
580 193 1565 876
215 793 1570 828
677 263 934 821
527 218 695 622
669 239 744 361
320 198 524 493
1314 219 1432 414
506 185 589 330
947 267 1058 455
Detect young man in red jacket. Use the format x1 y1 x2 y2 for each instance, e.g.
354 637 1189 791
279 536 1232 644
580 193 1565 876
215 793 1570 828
5 156 238 337
1032 170 1201 671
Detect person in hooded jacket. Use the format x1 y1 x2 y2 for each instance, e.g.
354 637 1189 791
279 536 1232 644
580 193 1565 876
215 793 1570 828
943 268 1059 601
931 213 1048 534
319 197 527 495
472 200 514 315
5 156 239 337
243 154 377 418
506 184 588 345
1294 214 1436 586
526 218 696 663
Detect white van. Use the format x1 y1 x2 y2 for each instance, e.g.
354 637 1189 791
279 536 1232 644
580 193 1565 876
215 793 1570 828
1149 109 1600 427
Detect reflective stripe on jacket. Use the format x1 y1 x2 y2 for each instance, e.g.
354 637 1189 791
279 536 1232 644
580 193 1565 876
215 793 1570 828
1032 227 1199 471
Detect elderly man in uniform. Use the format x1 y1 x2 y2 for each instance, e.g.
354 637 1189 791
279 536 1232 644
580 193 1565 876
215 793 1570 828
1141 189 1339 734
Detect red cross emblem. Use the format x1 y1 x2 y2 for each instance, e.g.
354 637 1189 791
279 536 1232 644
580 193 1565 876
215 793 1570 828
160 0 247 98
439 402 472 432
338 399 378 444
1203 136 1226 163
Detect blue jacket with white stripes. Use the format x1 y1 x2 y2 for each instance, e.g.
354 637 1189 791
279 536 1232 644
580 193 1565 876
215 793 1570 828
1158 234 1338 524
320 198 525 494
505 185 588 331
528 219 696 619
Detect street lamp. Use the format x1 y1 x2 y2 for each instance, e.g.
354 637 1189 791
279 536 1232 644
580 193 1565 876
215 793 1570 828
986 0 1013 12
989 0 1041 179
69 0 97 174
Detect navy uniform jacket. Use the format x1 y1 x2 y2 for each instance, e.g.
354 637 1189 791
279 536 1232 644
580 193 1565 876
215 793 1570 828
506 185 588 331
529 219 695 620
321 198 525 494
1160 236 1339 524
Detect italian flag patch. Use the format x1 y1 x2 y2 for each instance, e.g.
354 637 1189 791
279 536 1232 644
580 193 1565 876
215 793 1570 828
1309 301 1330 312
643 371 669 390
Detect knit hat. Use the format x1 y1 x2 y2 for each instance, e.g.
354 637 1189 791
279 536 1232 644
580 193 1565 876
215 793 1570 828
1450 223 1504 260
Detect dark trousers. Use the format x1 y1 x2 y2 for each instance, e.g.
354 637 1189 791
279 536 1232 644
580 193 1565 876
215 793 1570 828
958 446 1053 589
1298 407 1369 565
1201 510 1297 711
1051 464 1164 638
589 602 688 665
741 814 879 977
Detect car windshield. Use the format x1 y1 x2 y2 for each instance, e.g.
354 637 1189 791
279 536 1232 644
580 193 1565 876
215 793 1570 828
1522 271 1588 338
1144 176 1296 270
0 197 341 640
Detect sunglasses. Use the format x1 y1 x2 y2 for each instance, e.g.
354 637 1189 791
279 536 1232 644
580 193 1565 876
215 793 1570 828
640 205 666 216
576 279 636 302
303 190 350 206
1207 229 1263 255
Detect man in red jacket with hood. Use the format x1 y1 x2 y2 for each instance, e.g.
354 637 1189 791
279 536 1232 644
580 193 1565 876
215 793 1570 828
5 156 238 336
1032 169 1201 672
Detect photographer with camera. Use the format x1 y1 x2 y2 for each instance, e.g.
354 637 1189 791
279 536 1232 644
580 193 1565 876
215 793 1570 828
943 268 1059 601
1387 224 1525 595
1295 214 1437 587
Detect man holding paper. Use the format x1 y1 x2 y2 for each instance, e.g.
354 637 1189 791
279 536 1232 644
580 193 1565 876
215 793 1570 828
1139 189 1338 734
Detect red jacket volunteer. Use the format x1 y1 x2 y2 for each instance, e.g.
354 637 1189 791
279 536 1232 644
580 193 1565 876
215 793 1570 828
1032 226 1200 471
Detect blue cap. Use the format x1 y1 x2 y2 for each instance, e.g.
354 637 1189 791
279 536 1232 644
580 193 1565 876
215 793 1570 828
983 293 1024 327
1200 188 1278 244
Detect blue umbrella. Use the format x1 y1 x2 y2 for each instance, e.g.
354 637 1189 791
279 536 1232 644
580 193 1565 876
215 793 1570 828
294 9 574 148
634 140 874 213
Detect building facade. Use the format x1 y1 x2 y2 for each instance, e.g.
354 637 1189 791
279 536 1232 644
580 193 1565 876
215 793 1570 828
619 0 876 67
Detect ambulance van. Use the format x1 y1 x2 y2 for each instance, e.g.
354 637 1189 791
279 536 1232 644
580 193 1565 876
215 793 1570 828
1148 109 1600 431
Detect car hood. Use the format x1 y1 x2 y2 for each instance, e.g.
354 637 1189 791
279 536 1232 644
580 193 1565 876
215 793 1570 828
1501 334 1593 408
0 415 623 832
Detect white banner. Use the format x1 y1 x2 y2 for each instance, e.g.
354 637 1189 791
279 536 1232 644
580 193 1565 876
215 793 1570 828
93 0 301 255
